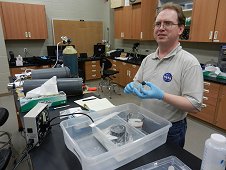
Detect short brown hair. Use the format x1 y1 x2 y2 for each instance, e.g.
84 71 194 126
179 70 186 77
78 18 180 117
158 2 185 26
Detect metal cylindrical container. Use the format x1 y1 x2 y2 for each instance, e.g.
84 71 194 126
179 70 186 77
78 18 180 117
23 78 83 96
31 67 71 79
63 54 78 78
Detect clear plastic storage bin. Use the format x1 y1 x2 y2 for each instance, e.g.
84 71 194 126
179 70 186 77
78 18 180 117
133 156 191 170
60 103 172 170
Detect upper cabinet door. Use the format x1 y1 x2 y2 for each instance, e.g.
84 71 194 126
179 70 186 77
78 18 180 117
114 6 132 39
1 2 48 40
24 4 48 39
141 0 158 40
1 2 27 39
213 0 226 42
190 0 219 42
114 7 123 39
113 0 158 40
122 6 132 39
131 3 141 40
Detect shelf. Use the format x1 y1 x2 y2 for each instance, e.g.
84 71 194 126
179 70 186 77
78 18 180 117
183 8 192 17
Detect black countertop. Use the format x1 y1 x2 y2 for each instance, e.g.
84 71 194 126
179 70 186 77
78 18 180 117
29 94 201 170
9 56 226 85
204 75 226 85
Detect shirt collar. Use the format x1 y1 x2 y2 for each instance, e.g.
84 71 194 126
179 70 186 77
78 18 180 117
151 43 182 60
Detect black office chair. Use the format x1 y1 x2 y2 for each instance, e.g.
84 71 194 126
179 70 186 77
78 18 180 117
0 108 12 170
98 58 120 99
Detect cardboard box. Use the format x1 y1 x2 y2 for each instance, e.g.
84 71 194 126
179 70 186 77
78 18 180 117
111 0 125 8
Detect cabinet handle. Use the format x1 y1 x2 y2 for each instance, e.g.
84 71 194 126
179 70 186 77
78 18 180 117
113 64 116 67
91 61 96 63
204 82 210 86
121 32 124 38
28 32 31 38
203 96 208 100
202 104 207 108
213 31 218 40
25 32 28 38
132 65 136 68
209 31 213 40
203 89 209 93
122 62 126 65
140 32 143 39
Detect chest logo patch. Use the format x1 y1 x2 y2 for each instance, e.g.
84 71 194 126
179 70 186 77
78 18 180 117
163 72 172 82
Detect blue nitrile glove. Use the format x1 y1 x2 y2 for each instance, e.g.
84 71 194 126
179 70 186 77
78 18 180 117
124 82 141 94
124 82 135 94
133 81 164 100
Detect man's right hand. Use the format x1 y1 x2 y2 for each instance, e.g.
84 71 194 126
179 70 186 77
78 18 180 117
124 82 135 94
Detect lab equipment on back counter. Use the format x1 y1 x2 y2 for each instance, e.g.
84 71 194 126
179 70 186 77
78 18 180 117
218 45 226 72
62 45 78 78
16 55 23 66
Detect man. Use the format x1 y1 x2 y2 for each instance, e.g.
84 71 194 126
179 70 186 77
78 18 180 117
124 2 203 148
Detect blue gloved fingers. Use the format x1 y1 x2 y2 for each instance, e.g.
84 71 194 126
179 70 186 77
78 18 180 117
140 82 164 100
133 86 146 98
124 82 134 94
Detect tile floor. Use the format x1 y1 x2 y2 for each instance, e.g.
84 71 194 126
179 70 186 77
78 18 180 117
1 79 226 169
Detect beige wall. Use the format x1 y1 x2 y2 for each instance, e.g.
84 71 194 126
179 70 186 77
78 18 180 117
0 17 10 94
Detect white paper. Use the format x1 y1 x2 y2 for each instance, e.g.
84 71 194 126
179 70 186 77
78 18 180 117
59 107 83 119
74 97 115 111
25 76 58 98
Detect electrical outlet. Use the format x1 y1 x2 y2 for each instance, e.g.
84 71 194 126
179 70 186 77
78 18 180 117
24 48 27 52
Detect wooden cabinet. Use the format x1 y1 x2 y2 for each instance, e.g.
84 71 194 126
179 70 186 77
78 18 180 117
114 0 158 40
189 81 226 131
1 2 48 40
110 59 121 84
10 65 50 76
189 81 220 123
190 0 226 42
215 85 226 130
114 6 132 39
84 61 101 81
109 59 139 87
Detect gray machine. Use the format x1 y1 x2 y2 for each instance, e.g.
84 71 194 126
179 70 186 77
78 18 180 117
24 103 50 147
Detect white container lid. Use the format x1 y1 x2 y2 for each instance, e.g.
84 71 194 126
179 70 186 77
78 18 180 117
211 133 226 144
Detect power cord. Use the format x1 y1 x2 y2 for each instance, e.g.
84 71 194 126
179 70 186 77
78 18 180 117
12 139 35 170
49 112 94 127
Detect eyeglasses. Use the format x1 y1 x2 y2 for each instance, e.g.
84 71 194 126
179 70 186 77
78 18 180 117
154 21 179 29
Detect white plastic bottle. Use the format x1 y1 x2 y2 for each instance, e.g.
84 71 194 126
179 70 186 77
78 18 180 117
16 55 23 66
201 133 226 170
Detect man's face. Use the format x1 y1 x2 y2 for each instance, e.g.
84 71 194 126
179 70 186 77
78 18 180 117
154 9 184 45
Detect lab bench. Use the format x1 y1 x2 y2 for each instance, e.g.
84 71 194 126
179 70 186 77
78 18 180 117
29 93 201 170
